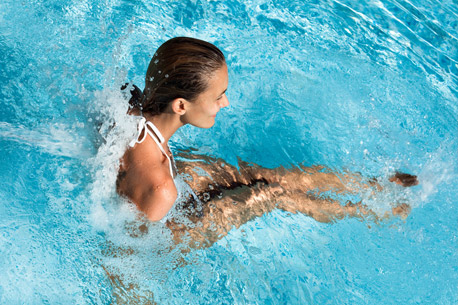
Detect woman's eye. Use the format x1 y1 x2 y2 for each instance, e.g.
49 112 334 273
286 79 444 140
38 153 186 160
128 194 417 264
216 94 224 100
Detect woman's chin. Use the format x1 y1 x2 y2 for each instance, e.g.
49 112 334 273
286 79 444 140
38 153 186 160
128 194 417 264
204 122 216 129
192 119 216 129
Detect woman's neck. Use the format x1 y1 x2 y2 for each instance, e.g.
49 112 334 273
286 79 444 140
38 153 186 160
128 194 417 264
143 112 183 143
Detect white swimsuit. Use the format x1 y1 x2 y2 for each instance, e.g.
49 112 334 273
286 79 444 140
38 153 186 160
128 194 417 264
129 117 177 178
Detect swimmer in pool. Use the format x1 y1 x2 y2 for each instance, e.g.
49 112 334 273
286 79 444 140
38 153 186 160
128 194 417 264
116 37 418 246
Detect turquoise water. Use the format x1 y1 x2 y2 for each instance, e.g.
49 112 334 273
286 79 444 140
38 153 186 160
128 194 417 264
1 0 457 303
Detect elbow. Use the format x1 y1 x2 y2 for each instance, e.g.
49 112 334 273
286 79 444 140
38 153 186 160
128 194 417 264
145 211 167 222
143 199 176 222
141 186 178 222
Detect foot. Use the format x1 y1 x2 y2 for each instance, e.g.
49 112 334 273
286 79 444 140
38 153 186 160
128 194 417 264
389 172 419 187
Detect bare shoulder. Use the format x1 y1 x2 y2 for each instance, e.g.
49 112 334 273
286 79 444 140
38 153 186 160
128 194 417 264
117 138 178 221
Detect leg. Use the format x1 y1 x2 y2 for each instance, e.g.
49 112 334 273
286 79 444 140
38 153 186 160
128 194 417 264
171 153 415 248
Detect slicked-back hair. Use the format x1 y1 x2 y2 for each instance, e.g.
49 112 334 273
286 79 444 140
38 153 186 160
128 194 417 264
128 37 226 115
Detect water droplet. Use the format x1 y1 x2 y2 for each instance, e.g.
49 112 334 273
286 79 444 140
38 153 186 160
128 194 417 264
203 192 210 201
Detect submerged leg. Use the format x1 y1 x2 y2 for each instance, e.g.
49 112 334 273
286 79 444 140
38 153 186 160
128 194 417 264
170 154 415 248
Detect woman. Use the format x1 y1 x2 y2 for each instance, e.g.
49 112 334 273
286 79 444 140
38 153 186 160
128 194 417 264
117 37 229 221
117 37 417 245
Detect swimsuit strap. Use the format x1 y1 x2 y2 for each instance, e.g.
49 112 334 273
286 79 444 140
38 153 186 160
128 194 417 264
129 117 176 178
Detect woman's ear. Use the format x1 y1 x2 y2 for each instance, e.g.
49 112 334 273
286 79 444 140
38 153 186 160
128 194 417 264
170 98 187 115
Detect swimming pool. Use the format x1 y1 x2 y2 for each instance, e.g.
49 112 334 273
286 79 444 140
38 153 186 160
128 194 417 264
1 0 457 303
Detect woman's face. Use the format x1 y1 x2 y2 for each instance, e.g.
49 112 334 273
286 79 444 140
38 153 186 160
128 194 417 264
183 64 229 128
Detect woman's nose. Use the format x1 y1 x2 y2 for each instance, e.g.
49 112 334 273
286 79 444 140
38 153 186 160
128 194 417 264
220 94 229 108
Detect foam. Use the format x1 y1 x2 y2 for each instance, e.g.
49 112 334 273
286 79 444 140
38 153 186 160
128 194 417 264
85 83 200 292
415 145 457 203
0 121 93 158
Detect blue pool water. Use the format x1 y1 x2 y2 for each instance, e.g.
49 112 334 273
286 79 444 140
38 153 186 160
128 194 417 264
1 0 457 303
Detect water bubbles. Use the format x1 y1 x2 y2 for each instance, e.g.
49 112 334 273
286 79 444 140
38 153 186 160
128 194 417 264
165 74 169 78
203 192 210 201
154 59 159 64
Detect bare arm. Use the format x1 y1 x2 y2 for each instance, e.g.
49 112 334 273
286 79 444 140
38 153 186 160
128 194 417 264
139 179 177 221
117 140 178 221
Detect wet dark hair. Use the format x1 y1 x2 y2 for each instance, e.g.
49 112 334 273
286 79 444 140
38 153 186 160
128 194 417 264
123 37 226 115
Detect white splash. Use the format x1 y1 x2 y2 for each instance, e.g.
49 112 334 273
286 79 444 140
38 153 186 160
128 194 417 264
0 121 92 158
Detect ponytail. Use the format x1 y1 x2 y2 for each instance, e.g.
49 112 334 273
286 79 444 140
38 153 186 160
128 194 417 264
121 83 144 111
